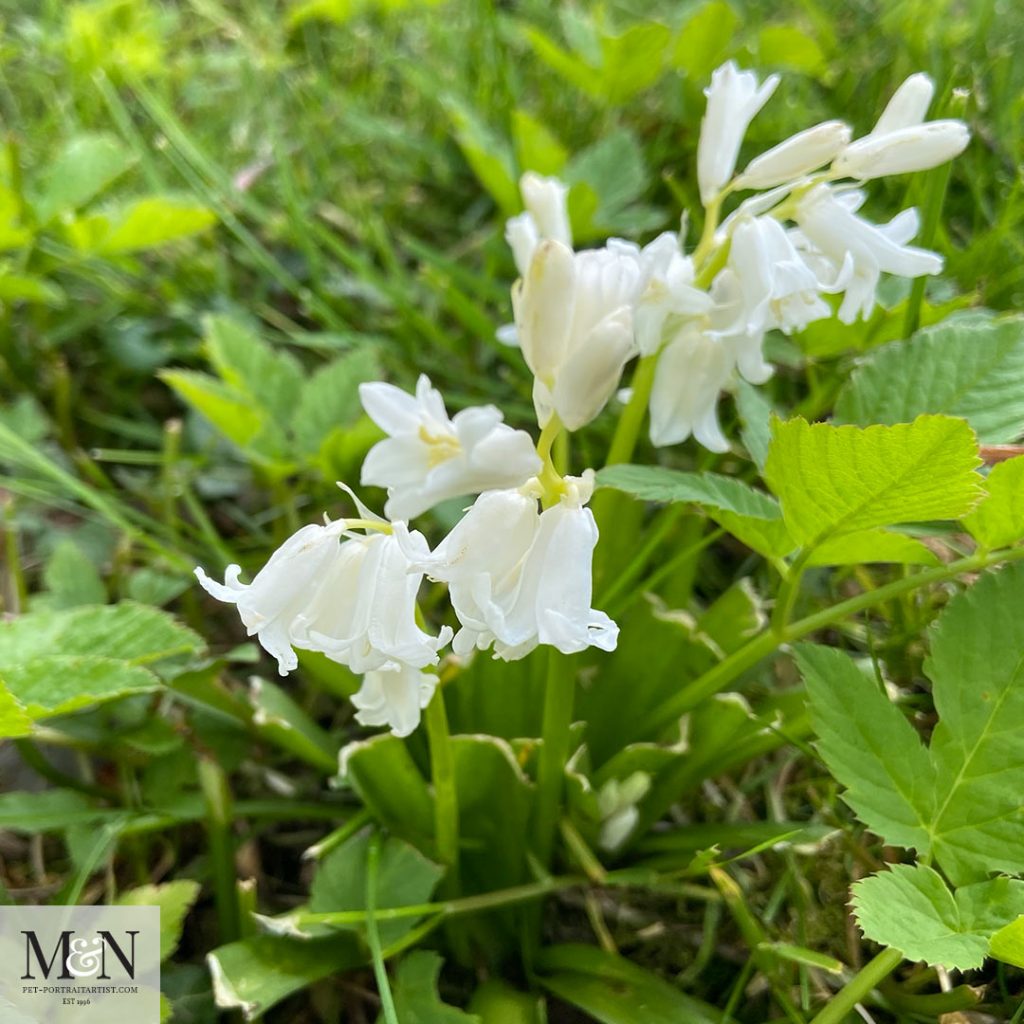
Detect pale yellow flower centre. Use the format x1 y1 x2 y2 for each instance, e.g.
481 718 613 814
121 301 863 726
418 424 462 468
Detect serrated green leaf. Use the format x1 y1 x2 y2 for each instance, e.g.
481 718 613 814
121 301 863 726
835 316 1024 443
805 529 939 567
117 880 202 960
764 416 982 549
852 865 1024 970
203 315 304 434
597 464 794 557
0 680 31 739
43 538 106 608
670 1 739 79
1 657 159 717
291 348 379 454
161 370 264 448
797 644 934 851
924 562 1024 883
379 951 479 1024
32 133 134 222
309 830 444 946
964 457 1024 549
565 130 650 219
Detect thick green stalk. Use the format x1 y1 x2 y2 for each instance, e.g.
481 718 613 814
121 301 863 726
605 355 658 469
532 650 576 867
809 948 903 1024
424 686 460 875
198 757 241 945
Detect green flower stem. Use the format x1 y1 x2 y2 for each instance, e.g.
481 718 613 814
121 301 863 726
532 649 576 867
366 833 400 1024
606 354 658 469
637 544 1024 741
198 756 241 945
424 685 460 876
809 947 903 1024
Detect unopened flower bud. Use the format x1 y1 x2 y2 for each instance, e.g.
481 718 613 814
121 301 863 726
871 73 935 135
736 120 852 189
834 120 969 179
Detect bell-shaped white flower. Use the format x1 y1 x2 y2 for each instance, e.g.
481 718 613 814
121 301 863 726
290 525 451 674
360 375 541 521
736 120 852 190
649 319 735 452
352 663 439 738
833 120 969 180
795 185 942 323
870 72 935 136
610 233 713 356
505 172 572 277
196 504 452 677
195 520 348 676
513 239 641 431
697 61 779 204
725 215 832 337
403 474 618 661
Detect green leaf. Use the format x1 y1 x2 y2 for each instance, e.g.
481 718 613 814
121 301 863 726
990 915 1024 968
1 657 159 718
797 644 934 852
309 830 444 946
208 934 362 1021
670 1 739 80
805 529 940 567
249 677 339 773
964 456 1024 549
32 133 134 222
379 951 479 1024
924 561 1024 883
598 22 672 104
852 865 1024 970
0 602 204 665
0 268 66 307
341 735 436 851
0 790 107 831
160 370 265 448
597 464 794 557
834 316 1024 443
42 538 106 608
565 130 650 221
764 415 982 549
88 196 216 253
536 945 724 1024
291 347 379 454
204 314 304 434
735 378 773 469
0 680 31 739
511 110 568 176
117 880 202 960
757 25 828 79
520 26 603 101
446 101 520 216
468 979 546 1024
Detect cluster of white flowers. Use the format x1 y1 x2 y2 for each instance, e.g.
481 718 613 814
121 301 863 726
196 63 968 736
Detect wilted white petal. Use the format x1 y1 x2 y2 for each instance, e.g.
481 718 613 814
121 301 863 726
737 120 852 190
352 664 439 738
834 120 969 179
698 61 780 204
360 374 539 520
870 72 935 135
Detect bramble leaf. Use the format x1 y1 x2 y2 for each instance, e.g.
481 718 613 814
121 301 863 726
964 456 1024 550
835 315 1024 444
764 415 982 548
